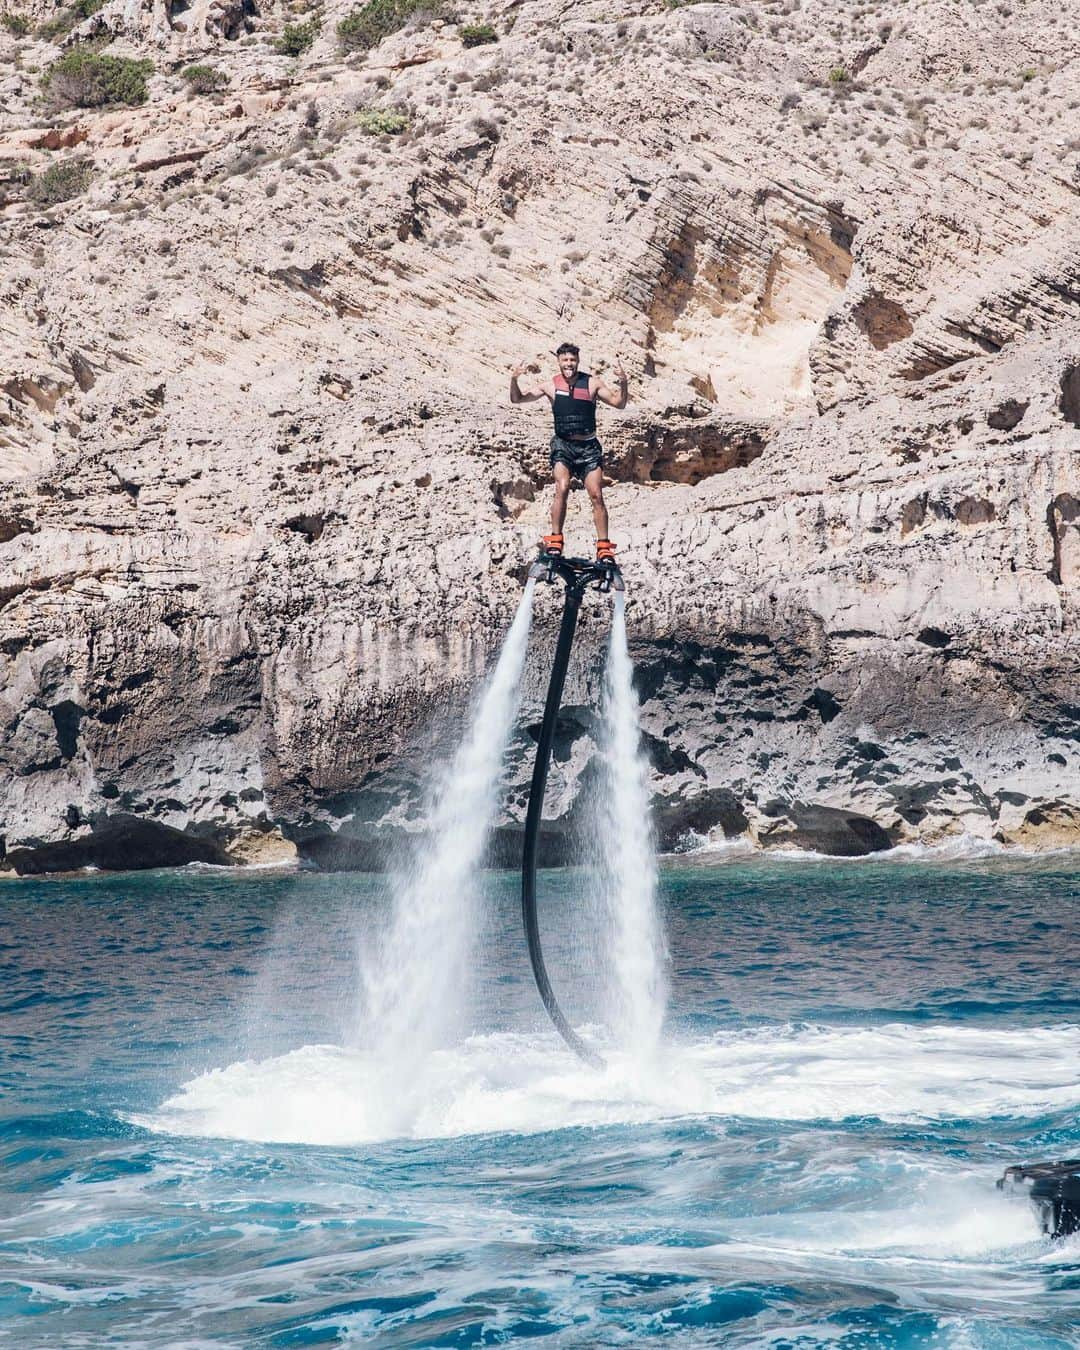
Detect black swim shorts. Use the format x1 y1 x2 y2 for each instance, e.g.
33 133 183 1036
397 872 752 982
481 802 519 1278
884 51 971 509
549 435 603 479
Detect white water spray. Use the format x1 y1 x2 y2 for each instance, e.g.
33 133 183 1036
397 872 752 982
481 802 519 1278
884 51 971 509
359 582 536 1079
595 592 668 1055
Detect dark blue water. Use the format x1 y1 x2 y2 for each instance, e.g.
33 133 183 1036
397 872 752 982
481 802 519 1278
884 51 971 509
1 854 1078 1346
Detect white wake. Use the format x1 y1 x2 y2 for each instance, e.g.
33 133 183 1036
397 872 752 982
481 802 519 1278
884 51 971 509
139 1021 1080 1146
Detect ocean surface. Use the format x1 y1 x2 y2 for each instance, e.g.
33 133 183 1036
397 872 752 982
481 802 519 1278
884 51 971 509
1 851 1078 1347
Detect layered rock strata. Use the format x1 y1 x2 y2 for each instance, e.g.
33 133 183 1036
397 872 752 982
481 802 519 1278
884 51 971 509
1 0 1078 870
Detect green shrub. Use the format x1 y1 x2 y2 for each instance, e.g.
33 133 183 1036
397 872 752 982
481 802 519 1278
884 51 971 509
1 161 32 197
36 0 102 37
37 11 74 37
181 62 228 93
28 155 93 206
1019 66 1036 81
460 20 495 46
275 17 319 55
828 65 848 84
354 107 407 133
337 0 442 53
1 11 31 35
44 47 154 106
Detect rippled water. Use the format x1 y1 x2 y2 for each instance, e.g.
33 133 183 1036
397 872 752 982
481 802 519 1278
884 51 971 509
2 854 1078 1346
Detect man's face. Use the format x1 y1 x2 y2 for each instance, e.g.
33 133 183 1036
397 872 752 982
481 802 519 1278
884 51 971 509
558 351 579 379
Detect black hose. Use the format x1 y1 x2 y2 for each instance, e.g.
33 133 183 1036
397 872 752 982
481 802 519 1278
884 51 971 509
520 582 606 1070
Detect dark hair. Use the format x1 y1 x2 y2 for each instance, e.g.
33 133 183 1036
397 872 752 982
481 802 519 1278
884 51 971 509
555 342 580 357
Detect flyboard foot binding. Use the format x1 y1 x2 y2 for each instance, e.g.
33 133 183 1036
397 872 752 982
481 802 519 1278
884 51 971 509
595 539 617 593
537 534 564 583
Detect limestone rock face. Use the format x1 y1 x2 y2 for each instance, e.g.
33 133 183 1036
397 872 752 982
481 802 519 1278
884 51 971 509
1 0 1078 870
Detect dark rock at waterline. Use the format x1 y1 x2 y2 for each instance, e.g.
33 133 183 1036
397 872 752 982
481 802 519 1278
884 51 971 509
653 788 750 851
486 824 585 869
295 829 396 872
2 813 232 876
756 803 893 857
295 823 592 873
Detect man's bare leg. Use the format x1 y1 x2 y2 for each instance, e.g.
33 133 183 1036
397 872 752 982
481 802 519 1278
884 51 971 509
550 461 571 535
584 467 609 540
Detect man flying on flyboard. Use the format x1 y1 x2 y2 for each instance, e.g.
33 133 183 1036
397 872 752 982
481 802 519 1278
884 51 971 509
509 342 628 564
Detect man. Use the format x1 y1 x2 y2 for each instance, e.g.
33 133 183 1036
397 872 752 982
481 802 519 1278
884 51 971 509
509 342 628 563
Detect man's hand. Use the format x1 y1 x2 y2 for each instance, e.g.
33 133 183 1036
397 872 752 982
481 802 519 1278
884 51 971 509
596 358 629 409
510 358 546 405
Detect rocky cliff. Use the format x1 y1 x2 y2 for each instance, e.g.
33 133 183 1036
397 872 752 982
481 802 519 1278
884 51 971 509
1 0 1078 872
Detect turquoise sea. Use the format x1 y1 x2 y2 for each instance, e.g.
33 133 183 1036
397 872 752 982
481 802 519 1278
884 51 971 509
1 853 1078 1346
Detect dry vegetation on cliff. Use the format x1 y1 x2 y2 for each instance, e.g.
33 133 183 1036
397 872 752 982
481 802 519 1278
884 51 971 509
1 0 1078 871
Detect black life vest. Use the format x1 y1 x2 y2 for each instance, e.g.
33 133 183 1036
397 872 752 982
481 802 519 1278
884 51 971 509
552 372 597 438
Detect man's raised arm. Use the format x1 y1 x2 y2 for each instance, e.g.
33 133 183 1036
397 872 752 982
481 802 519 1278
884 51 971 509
510 360 548 404
594 358 629 409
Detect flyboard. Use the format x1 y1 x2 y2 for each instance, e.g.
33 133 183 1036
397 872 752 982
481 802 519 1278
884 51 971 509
520 549 623 1071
